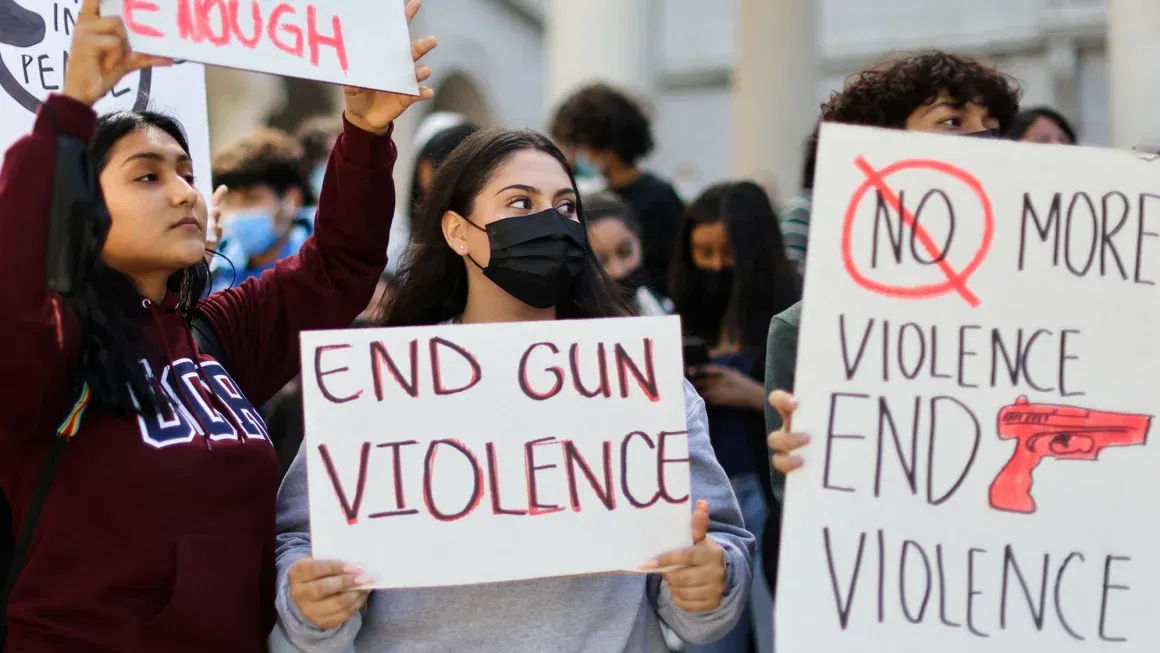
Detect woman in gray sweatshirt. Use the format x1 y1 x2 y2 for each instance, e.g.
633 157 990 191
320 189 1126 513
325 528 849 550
273 126 754 652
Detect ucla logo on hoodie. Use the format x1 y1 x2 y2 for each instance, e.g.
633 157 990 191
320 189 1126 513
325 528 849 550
134 358 270 449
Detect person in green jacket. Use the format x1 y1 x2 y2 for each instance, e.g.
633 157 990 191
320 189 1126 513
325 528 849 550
761 49 1022 606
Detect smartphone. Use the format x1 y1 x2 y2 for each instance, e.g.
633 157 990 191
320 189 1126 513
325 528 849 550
682 337 711 378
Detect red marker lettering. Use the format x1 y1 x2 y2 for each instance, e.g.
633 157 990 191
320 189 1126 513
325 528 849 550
123 0 164 38
177 0 203 42
229 0 263 49
198 0 231 46
268 3 304 57
307 6 349 72
318 442 371 525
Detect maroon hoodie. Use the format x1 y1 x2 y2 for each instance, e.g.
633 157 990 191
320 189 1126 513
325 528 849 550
0 94 396 652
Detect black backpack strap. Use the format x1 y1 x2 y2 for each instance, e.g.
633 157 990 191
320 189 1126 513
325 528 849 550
0 382 91 647
190 314 226 364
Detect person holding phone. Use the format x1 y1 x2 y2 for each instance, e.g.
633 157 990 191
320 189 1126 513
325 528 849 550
669 181 800 653
0 1 435 650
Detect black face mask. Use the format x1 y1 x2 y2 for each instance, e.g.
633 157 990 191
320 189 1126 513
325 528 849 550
465 209 588 309
697 267 734 299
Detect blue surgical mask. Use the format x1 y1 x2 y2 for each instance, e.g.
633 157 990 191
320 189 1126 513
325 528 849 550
574 150 602 180
221 209 281 257
308 164 327 200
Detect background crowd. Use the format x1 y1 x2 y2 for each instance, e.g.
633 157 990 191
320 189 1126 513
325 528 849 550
207 41 1075 651
2 0 1140 651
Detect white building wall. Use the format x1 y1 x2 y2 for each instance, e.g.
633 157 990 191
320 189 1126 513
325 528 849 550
645 0 1113 203
410 0 544 130
206 0 1123 204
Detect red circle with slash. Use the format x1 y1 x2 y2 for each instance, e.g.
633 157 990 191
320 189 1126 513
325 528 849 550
841 157 994 307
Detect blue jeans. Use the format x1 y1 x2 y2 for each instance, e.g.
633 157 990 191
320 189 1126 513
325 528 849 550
684 473 774 653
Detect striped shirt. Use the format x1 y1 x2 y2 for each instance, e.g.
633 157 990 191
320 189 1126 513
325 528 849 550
779 190 812 277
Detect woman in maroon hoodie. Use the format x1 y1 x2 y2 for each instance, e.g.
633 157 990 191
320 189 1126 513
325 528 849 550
0 0 436 650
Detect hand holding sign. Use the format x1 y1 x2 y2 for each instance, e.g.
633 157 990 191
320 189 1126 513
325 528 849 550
341 0 435 136
641 500 727 613
767 389 807 474
288 557 372 631
62 0 171 107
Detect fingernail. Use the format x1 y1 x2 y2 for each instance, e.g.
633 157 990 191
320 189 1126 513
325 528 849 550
342 564 365 575
798 434 811 444
790 455 804 468
789 397 799 408
639 559 659 570
353 575 373 585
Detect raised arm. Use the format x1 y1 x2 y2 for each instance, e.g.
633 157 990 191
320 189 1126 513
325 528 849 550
0 96 93 441
197 117 397 404
0 0 171 443
198 3 437 406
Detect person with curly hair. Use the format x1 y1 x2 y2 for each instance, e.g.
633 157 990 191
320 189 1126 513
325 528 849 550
782 50 1022 275
550 84 685 294
763 49 1021 624
208 128 317 293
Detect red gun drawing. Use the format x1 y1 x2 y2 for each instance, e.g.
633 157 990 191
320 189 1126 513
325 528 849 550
989 396 1151 514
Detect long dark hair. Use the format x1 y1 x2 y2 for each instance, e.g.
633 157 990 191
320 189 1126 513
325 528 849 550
1005 106 1076 143
380 126 633 325
670 181 800 352
75 111 210 416
407 122 480 215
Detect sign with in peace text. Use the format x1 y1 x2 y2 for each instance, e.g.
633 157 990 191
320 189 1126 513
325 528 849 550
0 0 212 201
776 123 1160 652
299 316 693 589
100 0 418 96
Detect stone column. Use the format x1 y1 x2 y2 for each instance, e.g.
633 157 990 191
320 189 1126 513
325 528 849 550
204 68 286 151
1108 0 1160 149
730 0 818 203
543 0 651 113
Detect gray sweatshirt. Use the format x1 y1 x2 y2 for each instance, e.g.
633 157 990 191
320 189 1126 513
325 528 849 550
273 380 754 652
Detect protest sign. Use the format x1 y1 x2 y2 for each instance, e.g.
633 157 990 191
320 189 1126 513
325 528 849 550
776 123 1160 652
99 0 418 96
0 0 212 203
299 316 693 589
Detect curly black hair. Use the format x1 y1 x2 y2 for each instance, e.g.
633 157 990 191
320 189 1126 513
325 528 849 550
549 83 654 165
801 50 1021 189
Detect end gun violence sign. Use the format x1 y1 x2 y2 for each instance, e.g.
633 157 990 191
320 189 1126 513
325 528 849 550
100 0 418 95
777 123 1160 652
299 316 693 589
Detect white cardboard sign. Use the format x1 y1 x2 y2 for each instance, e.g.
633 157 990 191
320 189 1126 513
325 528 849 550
100 0 418 96
0 0 212 202
776 123 1160 652
299 316 693 589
